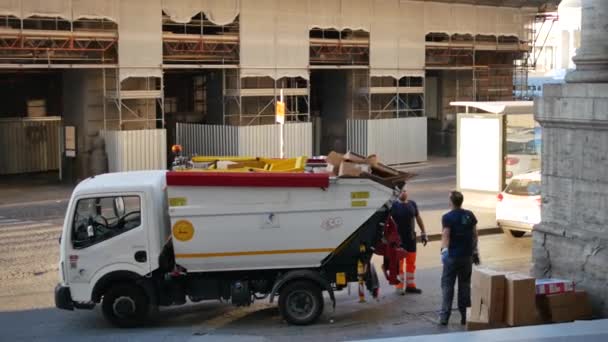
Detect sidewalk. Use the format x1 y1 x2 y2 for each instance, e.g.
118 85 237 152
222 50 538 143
0 172 73 206
0 173 74 219
354 319 608 342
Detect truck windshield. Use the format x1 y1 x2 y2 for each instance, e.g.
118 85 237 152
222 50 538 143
72 196 141 249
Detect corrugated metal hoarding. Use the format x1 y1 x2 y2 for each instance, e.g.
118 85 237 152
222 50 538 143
346 119 368 157
176 123 238 157
102 129 167 172
0 117 61 175
176 122 312 158
347 117 427 165
239 123 312 158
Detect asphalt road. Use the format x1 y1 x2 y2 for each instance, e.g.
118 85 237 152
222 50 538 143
0 158 516 341
0 217 532 342
398 158 457 211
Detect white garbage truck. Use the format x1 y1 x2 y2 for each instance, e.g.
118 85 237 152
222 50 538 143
55 169 405 327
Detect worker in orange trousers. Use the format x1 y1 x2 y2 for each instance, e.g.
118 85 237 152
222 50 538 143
390 188 428 294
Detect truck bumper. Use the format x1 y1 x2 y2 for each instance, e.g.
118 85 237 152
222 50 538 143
55 284 74 311
55 284 96 310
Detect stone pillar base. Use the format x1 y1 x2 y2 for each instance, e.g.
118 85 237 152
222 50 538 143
566 69 608 84
534 83 608 317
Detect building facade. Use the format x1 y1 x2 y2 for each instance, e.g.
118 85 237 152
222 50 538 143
0 0 556 179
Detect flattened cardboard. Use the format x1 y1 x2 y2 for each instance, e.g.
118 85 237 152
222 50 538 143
326 151 344 168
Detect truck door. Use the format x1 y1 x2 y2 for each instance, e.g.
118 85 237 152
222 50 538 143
65 194 150 290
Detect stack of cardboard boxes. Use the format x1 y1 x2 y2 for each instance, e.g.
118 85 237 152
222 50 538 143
466 268 592 331
536 279 592 323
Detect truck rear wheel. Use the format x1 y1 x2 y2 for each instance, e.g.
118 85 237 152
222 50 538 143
279 280 324 325
101 283 149 328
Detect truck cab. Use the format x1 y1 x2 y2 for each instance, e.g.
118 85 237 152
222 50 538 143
55 171 170 325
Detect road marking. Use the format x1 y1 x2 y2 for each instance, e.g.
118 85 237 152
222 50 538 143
0 223 58 232
193 304 273 335
0 226 62 238
0 220 38 228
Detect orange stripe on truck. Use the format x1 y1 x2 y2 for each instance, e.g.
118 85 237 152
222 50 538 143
175 248 334 258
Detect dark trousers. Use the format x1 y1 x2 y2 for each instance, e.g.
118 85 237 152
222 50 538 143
440 256 473 320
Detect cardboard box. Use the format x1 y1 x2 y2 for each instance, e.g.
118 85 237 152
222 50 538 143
343 151 367 163
466 309 507 331
27 99 46 117
338 161 370 177
470 267 506 324
505 273 537 326
535 278 575 295
538 291 593 323
326 152 344 168
366 154 379 167
466 320 494 331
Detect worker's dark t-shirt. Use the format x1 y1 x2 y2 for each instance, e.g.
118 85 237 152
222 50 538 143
442 208 477 258
390 201 419 252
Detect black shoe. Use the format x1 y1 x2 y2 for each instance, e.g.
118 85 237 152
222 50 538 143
439 317 449 326
460 316 466 325
405 287 423 294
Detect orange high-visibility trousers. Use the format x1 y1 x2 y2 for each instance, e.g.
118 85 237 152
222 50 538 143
396 252 417 289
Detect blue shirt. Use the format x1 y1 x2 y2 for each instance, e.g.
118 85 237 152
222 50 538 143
390 200 419 252
442 208 477 258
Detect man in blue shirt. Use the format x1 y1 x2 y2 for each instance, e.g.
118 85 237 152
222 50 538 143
390 188 428 295
439 191 479 326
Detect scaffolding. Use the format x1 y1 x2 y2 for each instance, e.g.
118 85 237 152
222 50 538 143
350 69 425 120
223 69 310 126
0 15 117 65
425 31 533 103
162 12 239 65
102 68 165 130
512 9 559 100
309 28 369 66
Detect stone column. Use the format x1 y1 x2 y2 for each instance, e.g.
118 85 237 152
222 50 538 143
534 0 608 317
565 0 608 82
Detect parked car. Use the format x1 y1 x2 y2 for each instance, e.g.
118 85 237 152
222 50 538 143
496 170 541 237
505 132 541 184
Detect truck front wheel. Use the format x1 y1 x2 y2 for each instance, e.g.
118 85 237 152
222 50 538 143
278 280 324 325
101 283 150 328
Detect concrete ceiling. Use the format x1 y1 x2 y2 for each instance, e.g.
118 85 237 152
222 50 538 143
417 0 561 9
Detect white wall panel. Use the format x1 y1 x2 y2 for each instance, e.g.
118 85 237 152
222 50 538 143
203 0 239 26
162 0 202 24
118 0 162 81
346 119 368 157
176 122 311 158
238 123 312 158
103 129 167 172
22 0 70 19
72 0 120 23
366 117 427 165
0 0 21 17
0 117 61 175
